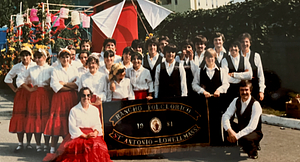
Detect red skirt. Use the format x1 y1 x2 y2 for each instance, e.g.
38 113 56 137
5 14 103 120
112 98 128 101
9 85 32 133
43 128 112 162
25 87 52 133
134 90 148 100
44 91 78 136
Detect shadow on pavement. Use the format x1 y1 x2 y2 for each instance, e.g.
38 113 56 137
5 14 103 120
0 142 47 162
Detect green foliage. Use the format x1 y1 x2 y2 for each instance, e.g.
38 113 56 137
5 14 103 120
146 0 300 54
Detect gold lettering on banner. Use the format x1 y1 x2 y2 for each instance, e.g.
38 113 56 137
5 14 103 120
109 125 200 146
109 102 201 126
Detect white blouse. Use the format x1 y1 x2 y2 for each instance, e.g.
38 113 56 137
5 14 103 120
122 61 133 69
69 102 103 139
76 71 107 101
51 64 79 93
17 64 53 88
98 65 110 82
107 78 135 101
78 66 89 78
4 61 36 84
126 66 154 92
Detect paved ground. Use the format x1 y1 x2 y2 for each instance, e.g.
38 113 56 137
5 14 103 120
1 89 300 162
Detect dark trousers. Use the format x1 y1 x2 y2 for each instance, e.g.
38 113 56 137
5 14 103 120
225 122 263 154
201 94 227 146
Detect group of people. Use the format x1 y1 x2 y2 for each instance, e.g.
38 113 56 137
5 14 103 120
4 31 264 160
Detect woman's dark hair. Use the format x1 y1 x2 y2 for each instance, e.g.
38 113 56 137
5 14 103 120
78 87 93 102
104 50 115 58
102 38 116 51
86 55 99 65
20 51 31 57
58 51 70 58
78 50 90 59
131 52 143 61
122 47 133 61
131 39 144 49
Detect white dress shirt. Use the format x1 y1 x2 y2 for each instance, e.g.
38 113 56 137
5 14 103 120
17 64 53 88
51 64 79 93
221 54 252 84
194 51 205 66
122 61 133 69
76 71 107 101
192 65 229 94
222 97 262 140
242 50 266 93
214 47 227 64
4 61 36 84
69 102 103 139
125 66 154 92
77 66 89 78
107 78 135 101
154 61 188 98
146 54 165 69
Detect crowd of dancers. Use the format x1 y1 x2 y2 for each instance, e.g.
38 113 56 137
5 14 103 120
4 31 264 160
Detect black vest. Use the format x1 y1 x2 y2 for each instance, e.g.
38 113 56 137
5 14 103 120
158 62 181 98
226 55 245 73
235 97 262 132
143 55 163 82
249 51 259 93
199 68 222 94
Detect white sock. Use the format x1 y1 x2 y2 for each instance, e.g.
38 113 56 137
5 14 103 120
36 145 41 149
18 142 23 146
50 147 55 153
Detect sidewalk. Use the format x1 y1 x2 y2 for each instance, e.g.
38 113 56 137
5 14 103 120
1 88 300 130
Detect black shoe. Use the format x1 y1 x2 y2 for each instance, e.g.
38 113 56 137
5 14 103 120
257 145 261 151
248 151 258 159
14 145 23 153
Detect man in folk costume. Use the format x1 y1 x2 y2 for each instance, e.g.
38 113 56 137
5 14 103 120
239 33 266 101
143 36 165 82
222 80 263 159
193 35 207 68
154 44 187 98
192 48 229 145
221 41 252 105
212 32 228 67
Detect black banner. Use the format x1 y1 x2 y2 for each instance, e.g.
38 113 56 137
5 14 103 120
102 96 210 155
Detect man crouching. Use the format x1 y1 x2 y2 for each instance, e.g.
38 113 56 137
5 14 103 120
222 80 263 159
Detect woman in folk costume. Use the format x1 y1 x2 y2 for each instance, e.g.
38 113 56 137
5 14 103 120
76 55 107 109
126 52 154 100
44 48 79 153
4 46 36 152
77 50 90 78
121 46 133 69
43 87 112 162
107 63 135 101
16 48 53 152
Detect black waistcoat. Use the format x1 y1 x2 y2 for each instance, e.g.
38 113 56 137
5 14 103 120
226 56 245 73
158 62 181 98
200 68 222 94
143 55 163 81
235 97 262 132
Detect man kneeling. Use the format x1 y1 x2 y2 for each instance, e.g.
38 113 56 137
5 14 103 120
222 80 263 159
